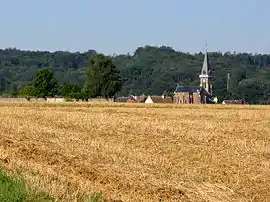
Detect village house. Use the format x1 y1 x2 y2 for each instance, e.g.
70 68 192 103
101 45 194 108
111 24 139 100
145 95 173 104
114 95 147 103
115 96 136 103
135 96 147 103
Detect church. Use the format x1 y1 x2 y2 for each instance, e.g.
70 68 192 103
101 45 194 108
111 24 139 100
173 50 215 104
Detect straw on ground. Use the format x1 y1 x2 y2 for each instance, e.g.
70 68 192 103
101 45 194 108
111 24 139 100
0 103 269 201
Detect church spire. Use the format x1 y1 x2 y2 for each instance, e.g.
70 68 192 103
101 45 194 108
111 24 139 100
201 44 209 75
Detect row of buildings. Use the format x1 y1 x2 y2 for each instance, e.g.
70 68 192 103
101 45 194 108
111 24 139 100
116 50 217 104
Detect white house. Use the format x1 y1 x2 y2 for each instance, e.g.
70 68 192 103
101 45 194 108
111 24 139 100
145 96 173 104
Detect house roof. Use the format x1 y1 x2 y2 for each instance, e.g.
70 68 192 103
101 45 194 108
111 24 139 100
136 96 147 103
174 85 201 93
148 96 173 103
115 97 130 102
222 100 248 104
127 96 136 102
115 96 137 102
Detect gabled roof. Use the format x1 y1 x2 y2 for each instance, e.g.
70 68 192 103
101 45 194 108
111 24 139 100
127 96 137 102
115 97 129 102
174 85 201 93
115 96 137 103
136 96 147 103
148 96 173 103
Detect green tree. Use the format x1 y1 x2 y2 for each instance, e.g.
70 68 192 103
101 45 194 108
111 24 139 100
19 86 35 100
84 54 122 99
33 68 58 99
80 88 89 101
236 78 269 104
60 83 81 98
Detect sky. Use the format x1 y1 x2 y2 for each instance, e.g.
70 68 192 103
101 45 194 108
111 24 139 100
0 0 269 55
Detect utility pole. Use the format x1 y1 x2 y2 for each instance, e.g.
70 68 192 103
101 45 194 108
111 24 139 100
227 73 230 92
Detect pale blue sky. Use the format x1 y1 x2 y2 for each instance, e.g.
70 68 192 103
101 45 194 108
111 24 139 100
0 0 269 55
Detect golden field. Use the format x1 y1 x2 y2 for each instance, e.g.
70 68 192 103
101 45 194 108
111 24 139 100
0 102 270 202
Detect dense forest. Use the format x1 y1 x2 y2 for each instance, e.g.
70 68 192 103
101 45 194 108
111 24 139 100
0 46 270 104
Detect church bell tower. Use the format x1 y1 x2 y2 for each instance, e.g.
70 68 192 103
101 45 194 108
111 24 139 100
199 49 212 94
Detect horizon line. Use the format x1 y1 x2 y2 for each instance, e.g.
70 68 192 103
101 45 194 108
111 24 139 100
1 45 269 56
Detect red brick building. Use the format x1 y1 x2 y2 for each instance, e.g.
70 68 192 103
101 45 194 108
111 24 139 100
173 49 215 104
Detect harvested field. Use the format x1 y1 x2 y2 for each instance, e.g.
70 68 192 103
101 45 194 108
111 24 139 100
0 102 270 201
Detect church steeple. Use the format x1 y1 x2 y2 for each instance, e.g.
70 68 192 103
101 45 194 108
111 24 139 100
201 50 209 75
199 47 212 95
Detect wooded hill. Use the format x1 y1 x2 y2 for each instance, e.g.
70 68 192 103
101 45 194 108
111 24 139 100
1 46 270 104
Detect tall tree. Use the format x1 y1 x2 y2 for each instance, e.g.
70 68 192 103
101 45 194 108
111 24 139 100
33 68 58 99
84 54 122 99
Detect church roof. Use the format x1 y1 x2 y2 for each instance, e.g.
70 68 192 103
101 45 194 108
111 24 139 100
174 85 201 93
201 51 209 75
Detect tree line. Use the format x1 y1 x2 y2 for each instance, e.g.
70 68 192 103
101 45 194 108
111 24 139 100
0 46 270 104
18 54 122 101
